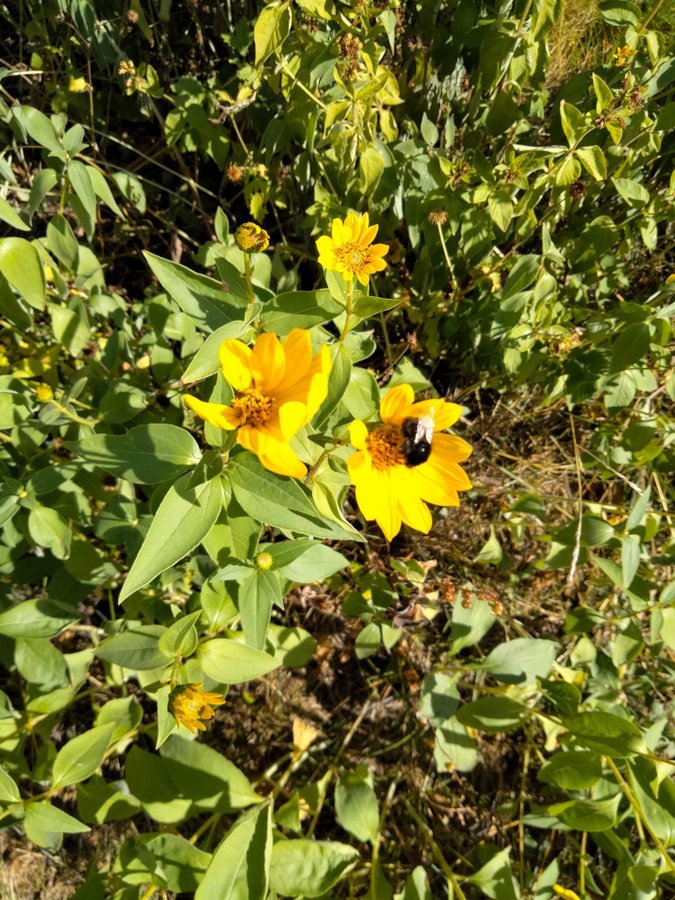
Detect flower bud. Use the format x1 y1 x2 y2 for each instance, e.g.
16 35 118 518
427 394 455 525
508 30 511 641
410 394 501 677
235 222 270 253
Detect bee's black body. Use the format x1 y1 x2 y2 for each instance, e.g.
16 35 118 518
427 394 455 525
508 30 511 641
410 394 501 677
401 416 434 467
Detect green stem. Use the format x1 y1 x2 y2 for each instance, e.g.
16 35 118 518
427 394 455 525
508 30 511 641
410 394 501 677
244 254 255 307
339 279 354 342
404 801 468 899
605 756 675 872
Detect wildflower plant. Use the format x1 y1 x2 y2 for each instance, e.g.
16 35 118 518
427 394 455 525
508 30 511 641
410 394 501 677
0 1 673 898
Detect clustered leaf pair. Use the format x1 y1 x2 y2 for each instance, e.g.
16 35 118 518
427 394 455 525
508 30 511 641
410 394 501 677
184 211 473 545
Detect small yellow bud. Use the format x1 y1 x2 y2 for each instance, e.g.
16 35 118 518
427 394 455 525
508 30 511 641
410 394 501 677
35 384 54 403
234 222 270 253
255 551 273 571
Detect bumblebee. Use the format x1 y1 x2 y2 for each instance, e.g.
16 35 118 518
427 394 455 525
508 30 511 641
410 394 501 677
401 408 435 467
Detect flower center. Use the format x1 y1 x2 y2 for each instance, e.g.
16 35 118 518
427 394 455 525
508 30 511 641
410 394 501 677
336 242 366 271
232 388 273 427
367 424 405 470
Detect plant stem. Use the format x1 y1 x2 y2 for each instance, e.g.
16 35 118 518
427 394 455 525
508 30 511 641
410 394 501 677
605 756 675 872
339 279 354 342
244 254 256 307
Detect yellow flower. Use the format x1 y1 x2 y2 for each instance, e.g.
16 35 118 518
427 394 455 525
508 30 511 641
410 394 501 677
553 887 581 900
347 384 472 541
316 212 388 286
185 329 330 479
171 683 225 734
292 717 321 753
68 76 91 93
614 44 636 67
35 383 54 402
235 222 270 253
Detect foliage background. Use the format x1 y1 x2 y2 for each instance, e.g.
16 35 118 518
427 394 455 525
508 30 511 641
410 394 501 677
0 0 674 897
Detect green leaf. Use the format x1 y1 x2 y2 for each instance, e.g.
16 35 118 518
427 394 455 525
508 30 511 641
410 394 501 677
96 626 170 670
0 196 29 231
351 295 400 318
68 160 97 226
196 804 272 900
612 177 650 208
559 100 588 147
334 768 380 843
86 166 124 217
46 213 79 269
502 255 540 299
158 611 201 657
599 0 640 26
359 145 385 193
487 192 513 232
49 298 90 356
563 711 644 757
52 724 114 789
576 146 607 181
621 534 641 589
144 250 246 331
538 750 603 790
269 840 359 898
401 866 432 900
112 170 146 212
449 593 496 654
0 237 46 309
0 764 21 802
259 290 343 334
0 598 77 638
181 321 249 383
28 168 58 218
27 505 71 559
198 637 281 683
610 323 651 373
466 847 519 900
267 624 317 668
548 795 621 831
313 342 352 429
254 2 291 64
238 569 281 650
24 801 90 837
13 106 65 156
160 735 262 812
456 697 527 733
481 638 557 685
70 424 202 483
229 453 361 541
119 473 223 601
258 538 348 583
592 73 614 112
626 485 651 532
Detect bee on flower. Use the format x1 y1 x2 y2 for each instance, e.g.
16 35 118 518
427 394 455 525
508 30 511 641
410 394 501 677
316 212 388 285
347 384 472 541
184 329 330 479
170 683 225 734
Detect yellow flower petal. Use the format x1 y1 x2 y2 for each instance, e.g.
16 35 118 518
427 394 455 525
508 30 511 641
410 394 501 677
412 461 460 507
432 433 473 464
380 384 415 424
219 339 253 391
406 399 462 431
392 467 432 533
185 395 238 429
239 427 307 478
349 420 369 450
251 332 285 391
278 400 308 440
